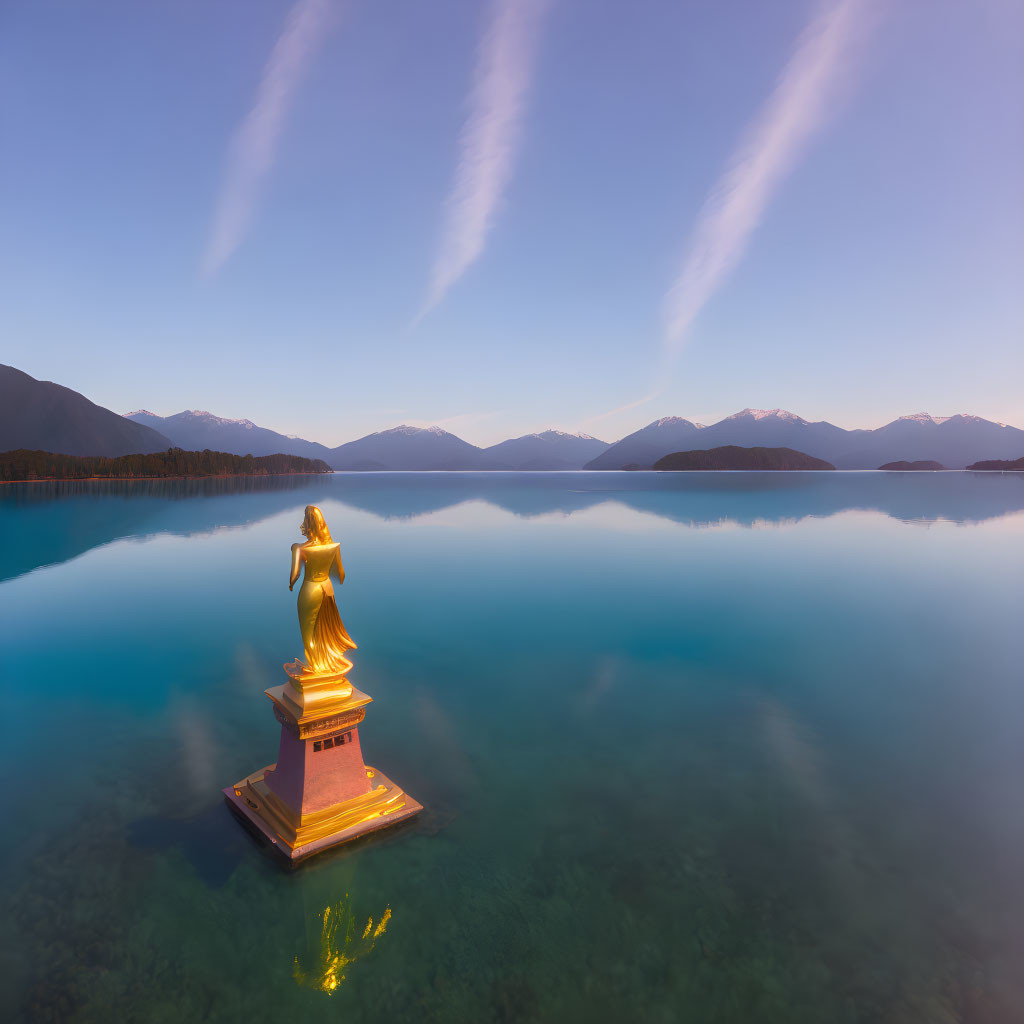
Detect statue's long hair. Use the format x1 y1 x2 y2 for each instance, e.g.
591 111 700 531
303 505 333 544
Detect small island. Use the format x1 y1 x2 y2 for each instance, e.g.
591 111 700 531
653 445 835 471
878 460 946 471
967 456 1024 471
0 447 332 482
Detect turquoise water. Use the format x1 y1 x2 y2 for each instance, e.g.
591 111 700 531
2 471 1023 1023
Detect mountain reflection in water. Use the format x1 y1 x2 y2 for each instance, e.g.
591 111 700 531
2 469 1023 1022
1 471 1022 583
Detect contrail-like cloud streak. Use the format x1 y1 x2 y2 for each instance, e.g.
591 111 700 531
663 0 870 352
580 392 659 427
420 0 548 317
202 0 335 277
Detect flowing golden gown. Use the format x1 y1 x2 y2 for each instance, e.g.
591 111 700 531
295 543 357 674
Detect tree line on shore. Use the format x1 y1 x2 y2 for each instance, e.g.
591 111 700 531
0 448 332 482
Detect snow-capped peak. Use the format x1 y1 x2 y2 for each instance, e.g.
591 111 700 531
124 409 156 418
382 424 449 437
648 416 696 429
728 408 807 423
173 410 257 429
899 413 996 427
936 414 994 426
535 429 599 440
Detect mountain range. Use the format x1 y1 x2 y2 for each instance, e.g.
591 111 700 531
127 411 609 471
125 409 333 462
2 366 1022 471
584 408 1024 470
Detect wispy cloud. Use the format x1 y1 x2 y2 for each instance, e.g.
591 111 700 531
579 1 872 434
403 410 503 433
663 0 872 352
579 392 658 428
418 0 549 319
202 0 336 277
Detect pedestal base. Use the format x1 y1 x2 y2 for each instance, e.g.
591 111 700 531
226 669 422 862
224 764 422 862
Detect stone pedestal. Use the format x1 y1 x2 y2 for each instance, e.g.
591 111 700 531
224 672 421 862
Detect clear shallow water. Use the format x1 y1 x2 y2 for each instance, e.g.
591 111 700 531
1 471 1023 1023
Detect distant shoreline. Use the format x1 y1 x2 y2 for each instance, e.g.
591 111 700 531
0 448 333 483
0 470 331 485
7 468 1024 485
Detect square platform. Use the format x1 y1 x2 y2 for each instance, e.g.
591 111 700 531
223 766 422 862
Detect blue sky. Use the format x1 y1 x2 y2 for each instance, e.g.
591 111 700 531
1 0 1020 446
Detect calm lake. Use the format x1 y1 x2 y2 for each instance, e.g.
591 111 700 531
2 471 1023 1023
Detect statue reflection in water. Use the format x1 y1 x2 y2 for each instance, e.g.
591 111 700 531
293 894 392 994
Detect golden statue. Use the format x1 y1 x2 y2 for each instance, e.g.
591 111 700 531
224 503 423 860
288 505 357 677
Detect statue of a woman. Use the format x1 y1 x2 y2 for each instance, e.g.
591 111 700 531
289 505 357 676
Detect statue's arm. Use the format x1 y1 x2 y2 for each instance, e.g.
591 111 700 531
289 543 302 591
333 546 346 585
